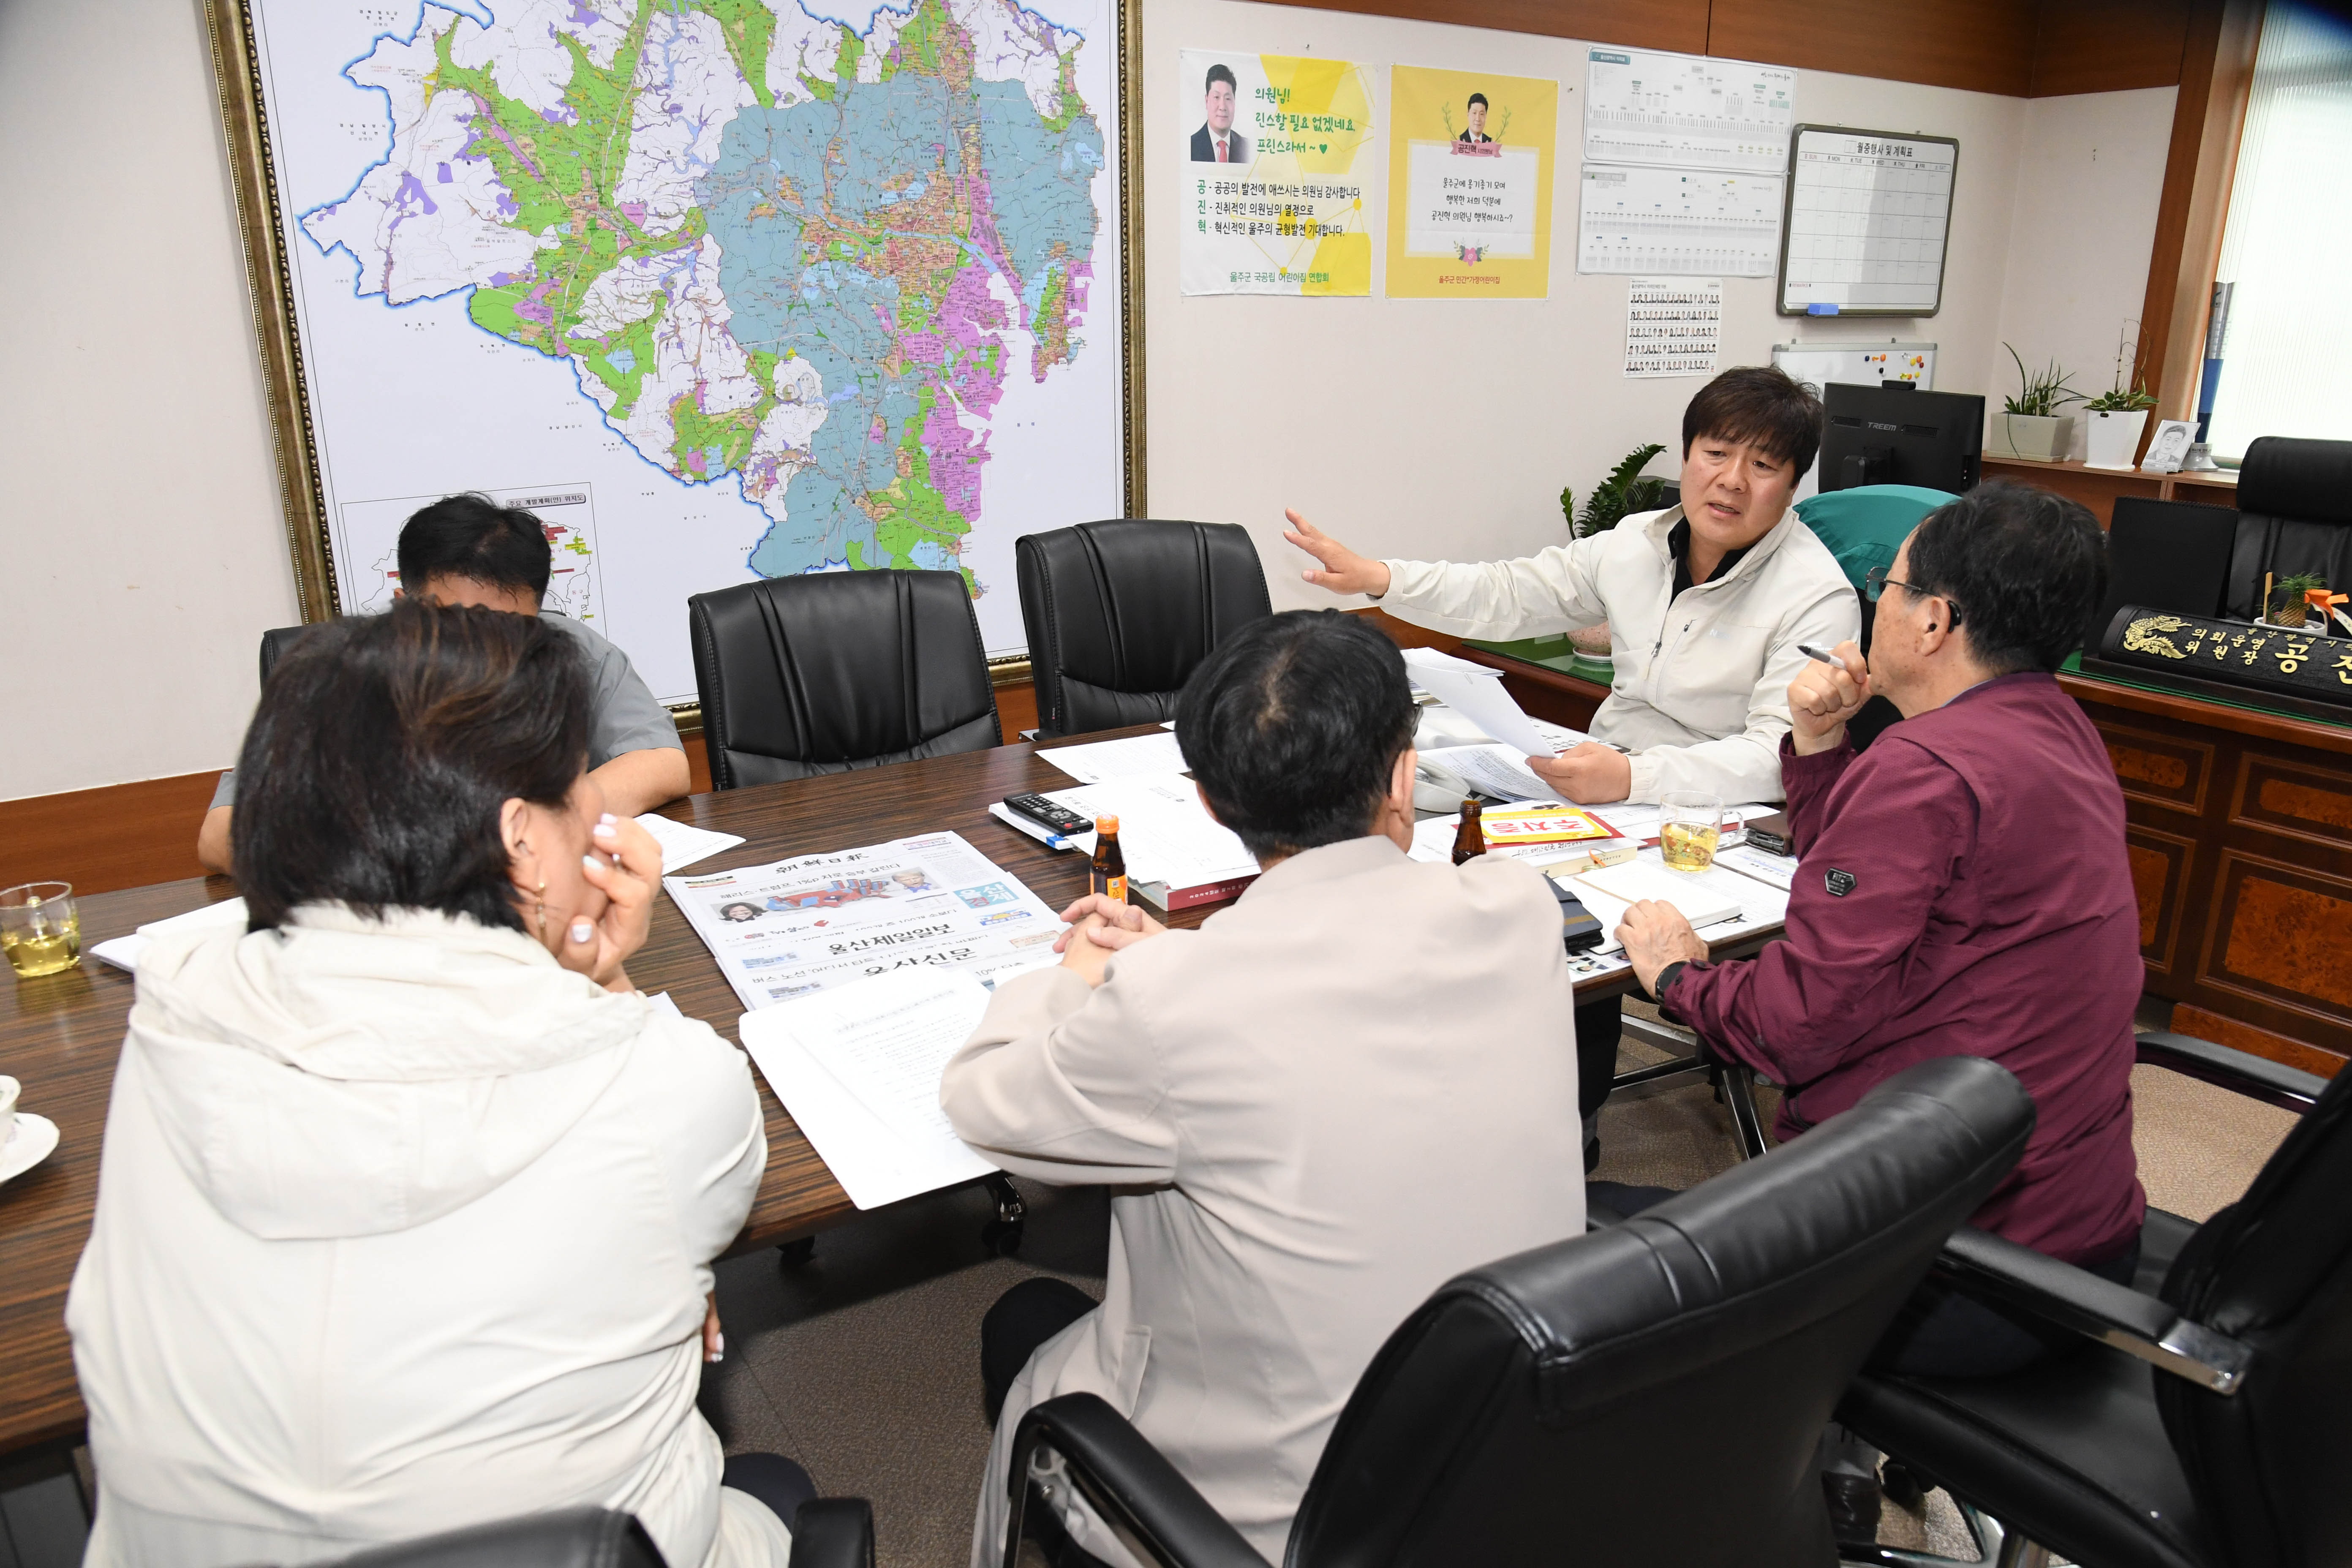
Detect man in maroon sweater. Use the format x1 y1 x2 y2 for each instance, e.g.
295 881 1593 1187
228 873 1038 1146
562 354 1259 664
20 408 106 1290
1620 481 2144 1304
1616 481 2145 1537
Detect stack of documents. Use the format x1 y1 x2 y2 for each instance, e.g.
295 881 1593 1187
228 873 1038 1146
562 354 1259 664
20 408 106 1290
1036 730 1190 784
998 774 1261 910
738 967 1000 1210
91 898 248 973
665 832 1064 1010
1563 853 1791 955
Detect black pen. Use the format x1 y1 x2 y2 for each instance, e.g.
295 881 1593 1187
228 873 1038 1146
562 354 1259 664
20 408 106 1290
1797 642 1849 666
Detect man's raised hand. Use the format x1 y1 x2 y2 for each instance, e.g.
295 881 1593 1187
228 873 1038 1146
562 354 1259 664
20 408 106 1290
1788 641 1870 755
1283 509 1392 598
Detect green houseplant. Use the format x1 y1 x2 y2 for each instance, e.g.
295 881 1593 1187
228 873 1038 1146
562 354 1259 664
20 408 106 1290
1990 344 2084 463
2082 378 2159 470
1554 442 1671 669
2268 571 2327 628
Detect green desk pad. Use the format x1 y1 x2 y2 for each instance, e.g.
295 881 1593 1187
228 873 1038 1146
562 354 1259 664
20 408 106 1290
1462 635 1608 680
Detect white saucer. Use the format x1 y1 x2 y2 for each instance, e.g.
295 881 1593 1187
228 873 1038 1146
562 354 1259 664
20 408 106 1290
0 1113 60 1186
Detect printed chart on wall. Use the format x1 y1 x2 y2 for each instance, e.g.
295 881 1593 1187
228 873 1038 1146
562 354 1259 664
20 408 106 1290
237 0 1129 696
1384 65 1558 299
1578 47 1791 278
1177 49 1374 296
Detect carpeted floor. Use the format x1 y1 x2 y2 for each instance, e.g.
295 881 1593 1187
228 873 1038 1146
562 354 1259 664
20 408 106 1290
701 1012 2300 1568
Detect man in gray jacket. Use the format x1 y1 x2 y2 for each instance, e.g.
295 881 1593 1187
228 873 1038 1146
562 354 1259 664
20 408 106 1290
943 611 1583 1567
1285 365 1857 808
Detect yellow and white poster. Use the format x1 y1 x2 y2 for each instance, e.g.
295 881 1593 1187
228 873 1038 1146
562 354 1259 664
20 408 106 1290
1178 49 1374 296
1386 65 1559 299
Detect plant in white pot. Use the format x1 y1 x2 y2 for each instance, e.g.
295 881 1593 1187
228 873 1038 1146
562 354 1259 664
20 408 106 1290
2081 378 2158 470
1557 443 1670 674
1990 345 2083 463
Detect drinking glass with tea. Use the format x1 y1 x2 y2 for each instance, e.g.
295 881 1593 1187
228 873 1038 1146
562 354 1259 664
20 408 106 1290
1659 794 1737 873
1 883 81 979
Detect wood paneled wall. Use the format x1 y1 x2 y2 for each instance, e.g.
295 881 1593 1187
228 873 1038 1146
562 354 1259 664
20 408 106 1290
1281 0 2197 98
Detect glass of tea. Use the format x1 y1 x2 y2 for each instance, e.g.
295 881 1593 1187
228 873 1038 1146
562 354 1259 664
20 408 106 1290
1659 794 1737 873
1 883 81 979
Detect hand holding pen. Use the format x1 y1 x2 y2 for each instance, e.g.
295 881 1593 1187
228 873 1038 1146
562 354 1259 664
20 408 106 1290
1790 642 1870 756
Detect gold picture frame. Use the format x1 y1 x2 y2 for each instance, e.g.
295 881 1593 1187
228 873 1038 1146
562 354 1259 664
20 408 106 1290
200 0 1150 678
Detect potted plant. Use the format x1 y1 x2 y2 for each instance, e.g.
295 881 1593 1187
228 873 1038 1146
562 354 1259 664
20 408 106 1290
1989 345 2083 463
1558 443 1671 673
2267 572 2327 628
2082 379 2158 470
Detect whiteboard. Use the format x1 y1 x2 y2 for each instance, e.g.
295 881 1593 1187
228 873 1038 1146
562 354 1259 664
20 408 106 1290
1770 341 1936 401
1778 125 1958 317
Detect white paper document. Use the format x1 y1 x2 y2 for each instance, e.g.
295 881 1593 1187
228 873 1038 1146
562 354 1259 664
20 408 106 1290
1579 164 1783 277
634 814 747 874
664 832 1064 1010
1036 730 1190 784
737 968 999 1210
1422 743 1553 803
92 897 249 973
1583 46 1795 175
1714 844 1797 890
1040 775 1260 889
1625 276 1722 378
1399 647 1553 756
1569 850 1790 954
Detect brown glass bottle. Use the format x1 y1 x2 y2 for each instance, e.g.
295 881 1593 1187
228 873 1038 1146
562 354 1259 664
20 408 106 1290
1091 813 1129 902
1451 799 1486 865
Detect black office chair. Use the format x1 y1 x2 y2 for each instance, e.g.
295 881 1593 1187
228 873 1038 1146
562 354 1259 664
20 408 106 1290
1838 1031 2341 1568
1015 521 1272 738
2223 436 2352 624
315 1500 875 1568
260 624 313 685
688 571 999 789
993 1056 2036 1568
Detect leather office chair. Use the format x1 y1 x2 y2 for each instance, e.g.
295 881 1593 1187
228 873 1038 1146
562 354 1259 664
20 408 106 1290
1838 1031 2341 1568
689 571 999 789
1015 521 1272 738
313 1500 876 1568
992 1056 2036 1568
260 624 313 685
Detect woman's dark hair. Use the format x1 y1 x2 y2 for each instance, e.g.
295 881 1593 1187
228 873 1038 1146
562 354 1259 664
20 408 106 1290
1176 611 1417 861
1902 480 2109 675
397 493 553 599
1682 365 1826 481
234 598 591 932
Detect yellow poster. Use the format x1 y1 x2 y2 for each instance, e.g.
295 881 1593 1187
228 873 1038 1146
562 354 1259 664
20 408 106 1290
1385 65 1559 299
1179 49 1375 297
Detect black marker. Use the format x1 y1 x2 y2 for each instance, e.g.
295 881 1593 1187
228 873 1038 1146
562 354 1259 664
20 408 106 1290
1797 642 1850 666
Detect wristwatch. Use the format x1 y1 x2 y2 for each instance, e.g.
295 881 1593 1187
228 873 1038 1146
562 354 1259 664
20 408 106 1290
1650 960 1690 1004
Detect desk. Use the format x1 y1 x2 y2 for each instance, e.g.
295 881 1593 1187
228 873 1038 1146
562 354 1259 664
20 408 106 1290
0 724 1785 1458
1979 456 2238 528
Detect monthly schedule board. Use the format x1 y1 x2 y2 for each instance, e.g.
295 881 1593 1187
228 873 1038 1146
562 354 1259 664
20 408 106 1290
1778 126 1957 317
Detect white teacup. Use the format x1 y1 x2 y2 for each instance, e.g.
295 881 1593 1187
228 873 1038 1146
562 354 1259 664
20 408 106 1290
0 1075 18 1149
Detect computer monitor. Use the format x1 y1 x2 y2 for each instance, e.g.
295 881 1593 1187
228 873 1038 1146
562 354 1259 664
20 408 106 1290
1818 382 1984 494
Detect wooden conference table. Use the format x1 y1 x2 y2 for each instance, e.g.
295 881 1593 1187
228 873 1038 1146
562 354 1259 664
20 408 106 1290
0 724 1783 1458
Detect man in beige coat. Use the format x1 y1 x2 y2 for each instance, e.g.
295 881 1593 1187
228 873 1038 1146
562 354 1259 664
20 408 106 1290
942 610 1586 1567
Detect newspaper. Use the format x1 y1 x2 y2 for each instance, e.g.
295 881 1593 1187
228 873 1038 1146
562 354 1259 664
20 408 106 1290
664 831 1065 1010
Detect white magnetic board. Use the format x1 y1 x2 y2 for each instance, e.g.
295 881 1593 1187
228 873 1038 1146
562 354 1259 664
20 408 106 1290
1779 125 1957 317
1772 341 1936 502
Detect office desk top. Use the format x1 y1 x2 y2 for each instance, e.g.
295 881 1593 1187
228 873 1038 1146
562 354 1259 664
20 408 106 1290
0 726 1779 1456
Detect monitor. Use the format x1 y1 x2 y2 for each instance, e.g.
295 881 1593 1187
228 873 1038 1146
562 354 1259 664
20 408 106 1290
1818 382 1984 494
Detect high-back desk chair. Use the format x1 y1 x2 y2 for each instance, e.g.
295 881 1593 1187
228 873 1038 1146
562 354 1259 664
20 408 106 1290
688 570 1000 789
992 1057 2034 1568
1015 521 1272 738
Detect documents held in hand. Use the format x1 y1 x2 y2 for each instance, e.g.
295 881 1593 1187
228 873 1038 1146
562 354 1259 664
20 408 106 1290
738 967 999 1210
665 832 1064 1010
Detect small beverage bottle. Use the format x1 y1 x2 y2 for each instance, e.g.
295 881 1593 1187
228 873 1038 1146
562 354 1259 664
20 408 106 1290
1091 814 1128 902
1451 799 1486 866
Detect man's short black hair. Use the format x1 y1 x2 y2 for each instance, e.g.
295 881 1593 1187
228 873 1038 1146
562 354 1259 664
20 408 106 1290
234 598 591 933
1206 63 1237 94
1467 91 1489 109
1903 480 2108 675
397 492 553 599
1175 611 1416 862
1682 365 1826 482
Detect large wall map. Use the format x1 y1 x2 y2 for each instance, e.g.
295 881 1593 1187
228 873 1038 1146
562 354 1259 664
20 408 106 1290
252 0 1124 698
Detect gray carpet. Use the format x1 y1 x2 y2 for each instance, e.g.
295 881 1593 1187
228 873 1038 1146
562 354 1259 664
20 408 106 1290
702 1007 2295 1568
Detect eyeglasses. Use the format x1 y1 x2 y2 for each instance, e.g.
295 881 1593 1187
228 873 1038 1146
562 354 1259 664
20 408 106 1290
1864 565 1963 625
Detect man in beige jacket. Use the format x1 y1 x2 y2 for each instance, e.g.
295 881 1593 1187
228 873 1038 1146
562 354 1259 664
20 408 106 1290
942 610 1585 1568
1284 365 1857 810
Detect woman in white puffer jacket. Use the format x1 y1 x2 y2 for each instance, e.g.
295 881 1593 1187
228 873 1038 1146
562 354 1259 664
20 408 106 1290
68 599 800 1568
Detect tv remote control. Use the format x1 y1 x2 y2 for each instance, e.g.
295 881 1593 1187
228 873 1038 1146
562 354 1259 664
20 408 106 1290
1004 793 1094 836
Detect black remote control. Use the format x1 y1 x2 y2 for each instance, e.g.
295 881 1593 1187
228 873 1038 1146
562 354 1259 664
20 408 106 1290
1004 793 1094 836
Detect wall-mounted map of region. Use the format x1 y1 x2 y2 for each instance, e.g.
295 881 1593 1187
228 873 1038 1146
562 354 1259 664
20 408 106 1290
248 0 1126 700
